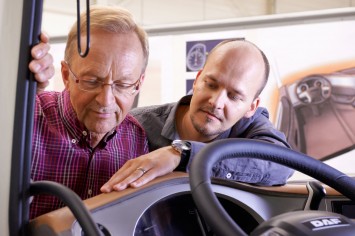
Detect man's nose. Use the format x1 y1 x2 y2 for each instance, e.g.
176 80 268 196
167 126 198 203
209 90 226 109
95 84 116 107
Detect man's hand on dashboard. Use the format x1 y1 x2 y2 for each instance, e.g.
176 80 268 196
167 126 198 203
100 146 181 192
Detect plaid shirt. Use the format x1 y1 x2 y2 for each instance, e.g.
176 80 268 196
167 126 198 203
30 90 148 219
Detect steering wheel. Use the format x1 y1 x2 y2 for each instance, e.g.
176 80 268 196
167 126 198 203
296 76 331 104
189 139 355 236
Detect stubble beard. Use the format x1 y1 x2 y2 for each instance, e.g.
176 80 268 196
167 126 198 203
190 113 223 138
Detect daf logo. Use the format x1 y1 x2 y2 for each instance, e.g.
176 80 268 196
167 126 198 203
303 217 350 231
310 218 341 227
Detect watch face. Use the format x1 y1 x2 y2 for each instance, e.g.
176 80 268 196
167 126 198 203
186 43 207 71
172 140 191 151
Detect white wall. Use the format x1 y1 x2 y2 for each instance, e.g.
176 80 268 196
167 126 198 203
42 0 355 37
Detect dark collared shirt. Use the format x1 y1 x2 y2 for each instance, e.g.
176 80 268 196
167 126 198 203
130 95 294 186
31 90 148 219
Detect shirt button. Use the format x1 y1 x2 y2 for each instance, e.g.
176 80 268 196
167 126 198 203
226 173 232 179
82 131 87 136
88 189 92 196
71 139 77 144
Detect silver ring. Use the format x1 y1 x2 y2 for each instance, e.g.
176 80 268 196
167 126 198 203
136 167 147 175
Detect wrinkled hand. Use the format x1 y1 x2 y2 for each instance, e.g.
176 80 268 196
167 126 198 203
28 32 55 93
101 146 181 192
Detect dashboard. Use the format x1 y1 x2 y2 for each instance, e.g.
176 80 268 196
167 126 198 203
29 172 354 236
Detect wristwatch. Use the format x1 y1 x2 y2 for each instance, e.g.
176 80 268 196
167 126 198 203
171 140 191 171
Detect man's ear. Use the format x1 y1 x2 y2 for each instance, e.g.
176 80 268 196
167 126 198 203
244 97 260 118
61 61 70 90
194 70 202 82
191 69 203 92
136 73 145 92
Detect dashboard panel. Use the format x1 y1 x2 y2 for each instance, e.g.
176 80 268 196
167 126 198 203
29 172 353 236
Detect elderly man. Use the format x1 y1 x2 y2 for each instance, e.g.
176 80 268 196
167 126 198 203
30 5 149 218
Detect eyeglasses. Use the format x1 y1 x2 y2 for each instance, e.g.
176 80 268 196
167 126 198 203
64 61 141 96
